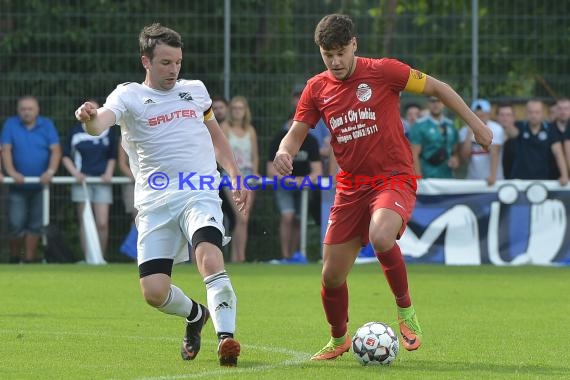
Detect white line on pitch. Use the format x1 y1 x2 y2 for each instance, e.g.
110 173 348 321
1 329 312 379
136 344 310 380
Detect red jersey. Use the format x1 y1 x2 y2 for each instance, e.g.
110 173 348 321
295 57 414 178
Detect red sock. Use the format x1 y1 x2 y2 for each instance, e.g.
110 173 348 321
321 281 348 338
375 244 411 308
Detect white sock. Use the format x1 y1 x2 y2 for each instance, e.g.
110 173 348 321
157 284 196 319
204 271 237 335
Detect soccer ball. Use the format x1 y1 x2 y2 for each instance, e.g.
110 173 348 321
352 322 399 365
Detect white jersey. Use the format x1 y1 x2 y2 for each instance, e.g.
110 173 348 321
104 79 219 209
459 120 505 180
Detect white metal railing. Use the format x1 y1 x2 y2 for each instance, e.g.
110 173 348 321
1 176 314 257
2 177 132 246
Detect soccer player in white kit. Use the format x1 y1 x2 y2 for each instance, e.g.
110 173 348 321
74 23 248 367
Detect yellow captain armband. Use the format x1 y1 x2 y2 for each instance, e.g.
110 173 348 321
204 107 215 121
404 69 427 94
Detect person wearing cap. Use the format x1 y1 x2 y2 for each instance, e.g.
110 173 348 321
459 99 505 185
503 99 568 184
409 96 460 178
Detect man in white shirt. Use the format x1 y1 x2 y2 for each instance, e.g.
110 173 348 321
75 23 248 367
459 99 505 185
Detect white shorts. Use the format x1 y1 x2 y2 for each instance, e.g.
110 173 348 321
135 191 228 265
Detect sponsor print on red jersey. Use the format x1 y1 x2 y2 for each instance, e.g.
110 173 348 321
295 57 415 179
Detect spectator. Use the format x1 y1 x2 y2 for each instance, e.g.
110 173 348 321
409 96 459 178
267 118 321 263
459 99 505 185
504 99 568 184
118 141 137 222
117 140 140 262
287 88 332 173
311 119 332 176
0 146 4 183
549 103 559 124
288 88 331 225
496 103 517 179
220 95 259 263
62 99 117 260
550 98 570 179
212 95 229 124
402 102 421 138
1 95 61 263
211 95 235 243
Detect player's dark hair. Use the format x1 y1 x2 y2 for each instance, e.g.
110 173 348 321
314 14 355 50
139 23 183 60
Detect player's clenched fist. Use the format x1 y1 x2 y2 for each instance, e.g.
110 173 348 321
273 151 293 176
75 101 98 122
474 127 493 151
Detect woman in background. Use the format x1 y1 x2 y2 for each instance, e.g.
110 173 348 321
62 99 116 261
221 96 259 262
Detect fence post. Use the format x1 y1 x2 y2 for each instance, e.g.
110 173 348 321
42 184 50 247
300 187 308 258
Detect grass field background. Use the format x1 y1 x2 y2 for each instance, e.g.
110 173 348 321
1 263 569 379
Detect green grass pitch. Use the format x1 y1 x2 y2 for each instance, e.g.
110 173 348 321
1 263 568 379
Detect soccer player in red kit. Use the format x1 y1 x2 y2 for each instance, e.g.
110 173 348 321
273 14 492 360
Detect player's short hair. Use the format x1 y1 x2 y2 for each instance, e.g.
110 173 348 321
139 23 183 60
314 14 355 50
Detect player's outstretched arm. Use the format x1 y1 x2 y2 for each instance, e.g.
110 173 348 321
422 76 492 150
74 102 116 136
273 121 311 176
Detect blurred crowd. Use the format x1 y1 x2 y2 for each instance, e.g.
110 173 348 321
2 93 569 263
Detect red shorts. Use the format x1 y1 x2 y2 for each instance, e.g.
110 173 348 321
323 181 416 246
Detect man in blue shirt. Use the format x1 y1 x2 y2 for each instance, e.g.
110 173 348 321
1 96 61 263
503 99 568 184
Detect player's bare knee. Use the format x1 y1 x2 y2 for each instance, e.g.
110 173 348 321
321 269 347 288
322 277 344 288
142 286 169 307
140 277 171 307
138 259 173 307
369 231 394 253
192 226 224 271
